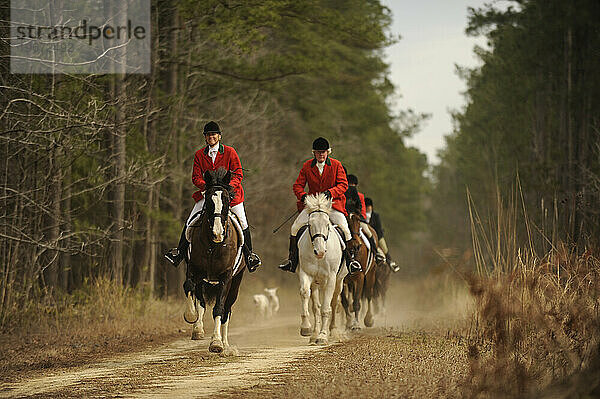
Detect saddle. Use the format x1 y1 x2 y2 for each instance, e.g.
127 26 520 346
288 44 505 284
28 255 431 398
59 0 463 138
186 211 245 276
359 227 375 274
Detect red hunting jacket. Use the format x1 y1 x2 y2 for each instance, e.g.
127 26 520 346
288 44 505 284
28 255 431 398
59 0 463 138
192 143 244 206
357 191 367 220
293 157 348 215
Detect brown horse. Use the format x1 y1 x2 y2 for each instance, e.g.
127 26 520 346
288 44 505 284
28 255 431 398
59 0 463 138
340 212 378 330
183 168 245 353
372 255 391 317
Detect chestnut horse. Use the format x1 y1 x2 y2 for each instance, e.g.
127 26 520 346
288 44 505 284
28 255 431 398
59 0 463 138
182 168 245 353
340 212 378 330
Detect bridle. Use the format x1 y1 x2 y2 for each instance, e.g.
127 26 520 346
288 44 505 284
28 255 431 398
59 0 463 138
308 209 330 243
348 213 361 238
204 185 231 240
347 213 362 256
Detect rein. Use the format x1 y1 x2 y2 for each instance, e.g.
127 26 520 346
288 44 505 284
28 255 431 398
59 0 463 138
308 209 330 243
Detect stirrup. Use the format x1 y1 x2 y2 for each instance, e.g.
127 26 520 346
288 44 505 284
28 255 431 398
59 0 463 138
376 253 385 263
347 259 362 274
389 260 400 272
164 248 183 267
246 253 262 273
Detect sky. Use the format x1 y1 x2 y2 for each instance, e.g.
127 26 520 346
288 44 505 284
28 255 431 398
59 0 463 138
382 0 490 165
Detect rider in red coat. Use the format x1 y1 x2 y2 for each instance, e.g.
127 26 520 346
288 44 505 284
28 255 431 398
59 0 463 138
191 143 244 206
292 156 348 215
279 137 362 274
165 121 261 273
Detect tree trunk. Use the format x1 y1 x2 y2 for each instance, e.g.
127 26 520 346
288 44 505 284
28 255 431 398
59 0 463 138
109 0 128 286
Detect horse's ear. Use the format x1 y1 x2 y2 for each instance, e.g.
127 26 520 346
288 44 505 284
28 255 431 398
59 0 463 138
203 170 212 186
223 170 232 185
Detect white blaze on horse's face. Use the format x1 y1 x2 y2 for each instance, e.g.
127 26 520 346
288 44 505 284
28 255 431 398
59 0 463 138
309 212 329 259
212 191 225 243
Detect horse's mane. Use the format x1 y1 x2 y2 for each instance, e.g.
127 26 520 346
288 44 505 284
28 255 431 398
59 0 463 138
345 186 362 215
304 193 332 214
204 167 236 201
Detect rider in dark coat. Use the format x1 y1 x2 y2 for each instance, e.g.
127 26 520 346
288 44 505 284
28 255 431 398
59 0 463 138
346 174 384 263
365 197 398 272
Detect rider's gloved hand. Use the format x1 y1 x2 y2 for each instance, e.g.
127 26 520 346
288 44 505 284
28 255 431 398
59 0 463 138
323 190 332 199
301 193 307 202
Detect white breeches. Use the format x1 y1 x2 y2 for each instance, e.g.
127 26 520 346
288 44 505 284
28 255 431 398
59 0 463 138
186 199 248 230
360 222 372 238
378 237 389 254
291 208 351 241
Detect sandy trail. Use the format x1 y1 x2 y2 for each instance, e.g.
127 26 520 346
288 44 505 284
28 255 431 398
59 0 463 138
0 278 470 398
0 315 321 398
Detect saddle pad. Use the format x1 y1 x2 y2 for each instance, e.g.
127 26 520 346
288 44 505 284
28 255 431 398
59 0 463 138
229 213 245 276
185 211 203 242
332 225 346 250
359 229 375 274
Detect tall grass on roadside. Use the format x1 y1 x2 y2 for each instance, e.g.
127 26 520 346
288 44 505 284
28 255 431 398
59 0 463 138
463 186 600 398
0 277 180 335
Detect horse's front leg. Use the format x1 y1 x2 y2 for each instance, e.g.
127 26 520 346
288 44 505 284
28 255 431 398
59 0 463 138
316 276 336 345
351 276 364 331
184 291 199 324
364 269 376 328
222 311 230 348
309 284 321 343
191 299 205 340
341 283 352 329
209 282 228 353
330 275 345 340
189 283 205 340
299 271 312 337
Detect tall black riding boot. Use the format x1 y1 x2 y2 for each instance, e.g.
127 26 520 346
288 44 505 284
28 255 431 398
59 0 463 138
386 253 400 272
278 235 298 273
164 226 188 267
242 228 261 272
367 235 385 263
344 241 362 274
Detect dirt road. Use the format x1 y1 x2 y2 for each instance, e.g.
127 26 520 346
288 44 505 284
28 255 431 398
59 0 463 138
0 281 471 398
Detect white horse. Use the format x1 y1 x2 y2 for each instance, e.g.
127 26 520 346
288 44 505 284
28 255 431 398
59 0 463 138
298 193 348 345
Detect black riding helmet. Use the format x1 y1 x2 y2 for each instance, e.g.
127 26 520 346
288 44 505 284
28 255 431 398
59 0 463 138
312 137 330 151
203 121 221 135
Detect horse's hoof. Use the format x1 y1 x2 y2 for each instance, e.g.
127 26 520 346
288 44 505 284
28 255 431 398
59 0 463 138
309 335 317 344
300 327 312 337
364 315 374 327
315 337 328 346
191 330 204 340
209 339 224 353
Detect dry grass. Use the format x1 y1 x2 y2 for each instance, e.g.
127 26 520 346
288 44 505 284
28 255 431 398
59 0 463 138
464 246 600 397
0 277 183 379
462 185 600 397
